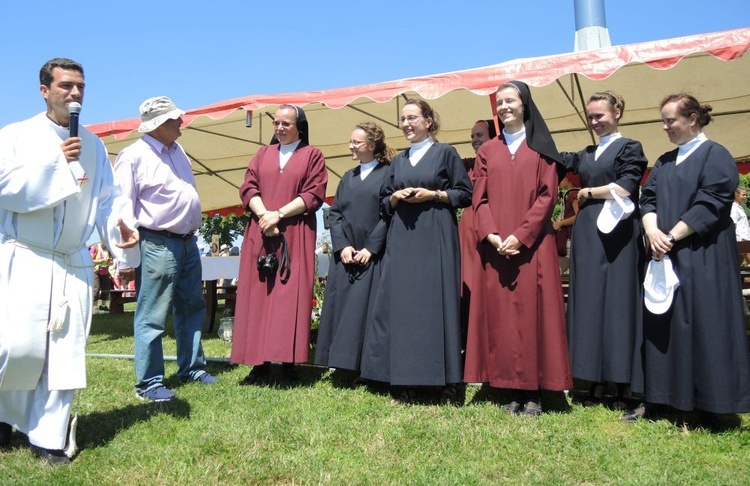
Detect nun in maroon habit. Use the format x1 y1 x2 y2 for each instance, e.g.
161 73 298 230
464 81 573 417
459 120 497 351
231 104 327 382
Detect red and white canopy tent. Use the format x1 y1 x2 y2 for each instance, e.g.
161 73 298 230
88 28 750 214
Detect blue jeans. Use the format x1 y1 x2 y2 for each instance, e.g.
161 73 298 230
134 230 207 393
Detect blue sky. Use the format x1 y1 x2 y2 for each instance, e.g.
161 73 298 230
0 1 747 128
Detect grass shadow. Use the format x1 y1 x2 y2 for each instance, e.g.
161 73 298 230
634 404 749 433
468 385 572 413
77 398 191 449
235 363 328 390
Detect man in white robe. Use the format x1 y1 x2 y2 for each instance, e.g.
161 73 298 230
0 58 139 465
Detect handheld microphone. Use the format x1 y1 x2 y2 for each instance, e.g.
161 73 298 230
68 102 82 138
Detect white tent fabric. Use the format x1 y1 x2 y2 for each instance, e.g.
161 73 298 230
89 28 750 213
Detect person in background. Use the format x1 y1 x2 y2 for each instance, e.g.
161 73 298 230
90 241 112 311
459 119 496 354
464 81 572 417
316 121 393 375
560 91 647 410
730 185 750 242
115 96 217 404
626 93 750 426
232 105 327 383
315 241 331 280
0 58 139 465
553 176 580 274
360 99 472 404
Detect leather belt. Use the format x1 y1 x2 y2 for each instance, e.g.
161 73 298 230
141 228 195 240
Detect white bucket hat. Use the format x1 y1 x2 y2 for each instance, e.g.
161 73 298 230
138 96 185 133
644 255 680 315
597 183 635 233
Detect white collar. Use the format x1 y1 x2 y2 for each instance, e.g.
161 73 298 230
598 132 622 146
279 140 301 153
595 132 622 160
408 136 434 166
503 127 526 156
502 126 526 143
676 132 707 165
410 136 434 151
358 160 379 180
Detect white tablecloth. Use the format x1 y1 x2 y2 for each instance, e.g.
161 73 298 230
201 256 241 281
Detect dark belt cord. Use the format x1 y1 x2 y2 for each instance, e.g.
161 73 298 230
278 234 290 282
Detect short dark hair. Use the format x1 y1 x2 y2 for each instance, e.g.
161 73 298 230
40 58 84 87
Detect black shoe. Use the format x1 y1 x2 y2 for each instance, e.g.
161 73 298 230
698 410 722 431
30 445 71 466
0 422 11 447
281 363 299 381
241 363 270 385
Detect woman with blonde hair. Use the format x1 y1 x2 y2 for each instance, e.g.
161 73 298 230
561 91 647 409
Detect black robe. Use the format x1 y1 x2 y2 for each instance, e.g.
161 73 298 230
315 163 389 370
562 138 647 384
636 140 750 413
360 142 472 386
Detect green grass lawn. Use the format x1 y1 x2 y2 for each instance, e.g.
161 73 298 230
1 307 749 485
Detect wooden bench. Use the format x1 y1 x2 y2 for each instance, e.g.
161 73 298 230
109 288 137 313
203 281 237 333
560 274 570 304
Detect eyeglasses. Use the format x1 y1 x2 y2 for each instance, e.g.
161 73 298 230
399 115 423 125
273 121 295 128
349 140 368 148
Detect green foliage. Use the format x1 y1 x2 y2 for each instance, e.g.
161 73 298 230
198 212 250 247
739 174 750 217
2 311 748 484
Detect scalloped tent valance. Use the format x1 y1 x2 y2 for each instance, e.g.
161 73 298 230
88 28 750 213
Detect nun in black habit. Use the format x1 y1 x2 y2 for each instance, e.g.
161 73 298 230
314 122 393 372
360 99 472 403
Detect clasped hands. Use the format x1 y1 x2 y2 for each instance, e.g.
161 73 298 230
340 246 372 265
258 211 282 237
391 187 434 205
486 233 522 256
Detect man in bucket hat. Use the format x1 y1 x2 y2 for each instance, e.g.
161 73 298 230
115 96 217 403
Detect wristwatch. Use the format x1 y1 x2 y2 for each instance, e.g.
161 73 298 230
277 210 285 219
587 188 593 199
667 233 676 243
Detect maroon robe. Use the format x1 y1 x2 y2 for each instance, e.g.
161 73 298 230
464 137 573 391
458 157 479 346
231 143 327 365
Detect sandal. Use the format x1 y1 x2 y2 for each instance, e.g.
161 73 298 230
620 403 646 423
500 401 523 415
390 387 417 405
520 400 543 418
